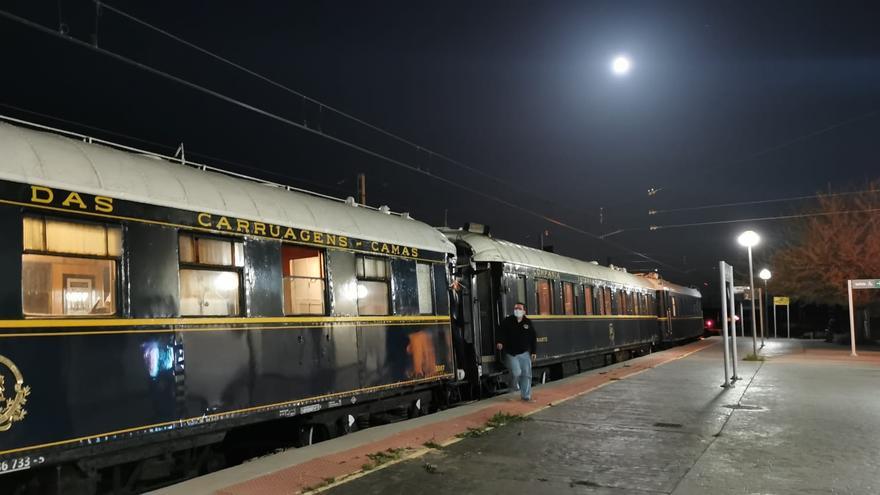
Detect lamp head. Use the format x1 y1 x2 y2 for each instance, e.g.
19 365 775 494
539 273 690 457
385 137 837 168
759 269 771 281
737 230 760 248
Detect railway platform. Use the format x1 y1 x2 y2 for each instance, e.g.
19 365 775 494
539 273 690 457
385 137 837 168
152 338 880 495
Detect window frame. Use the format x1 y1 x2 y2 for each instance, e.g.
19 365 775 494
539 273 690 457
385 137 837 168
22 214 122 318
583 284 594 315
281 244 328 316
415 261 435 316
561 281 576 316
356 255 392 316
535 278 553 316
177 232 244 317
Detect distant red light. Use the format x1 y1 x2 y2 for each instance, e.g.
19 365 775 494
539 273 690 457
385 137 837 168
705 319 714 328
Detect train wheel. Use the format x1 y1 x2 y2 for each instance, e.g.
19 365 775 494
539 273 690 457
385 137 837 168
296 424 327 447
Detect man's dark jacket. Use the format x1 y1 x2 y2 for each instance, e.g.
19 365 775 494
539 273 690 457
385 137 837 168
497 315 537 356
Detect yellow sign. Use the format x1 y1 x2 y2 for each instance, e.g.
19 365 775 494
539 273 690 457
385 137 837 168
0 355 30 432
773 296 790 305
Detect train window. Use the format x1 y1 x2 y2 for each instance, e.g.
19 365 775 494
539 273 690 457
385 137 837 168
562 282 575 315
22 216 120 316
356 256 390 315
515 275 526 305
416 262 434 314
178 233 243 316
602 287 612 315
536 278 552 315
671 296 678 317
583 285 594 315
282 245 326 315
617 290 626 315
608 288 617 315
179 234 244 267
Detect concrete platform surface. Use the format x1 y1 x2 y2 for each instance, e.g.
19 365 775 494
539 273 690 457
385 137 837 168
153 338 880 495
321 339 880 495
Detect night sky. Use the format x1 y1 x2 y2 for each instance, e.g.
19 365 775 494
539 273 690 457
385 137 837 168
3 1 880 295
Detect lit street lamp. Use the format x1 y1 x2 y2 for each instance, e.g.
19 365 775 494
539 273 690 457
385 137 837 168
759 268 771 347
738 230 760 356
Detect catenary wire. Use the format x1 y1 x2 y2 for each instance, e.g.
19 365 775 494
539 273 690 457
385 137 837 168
0 8 682 272
650 207 880 230
0 102 354 197
96 1 531 195
651 188 880 215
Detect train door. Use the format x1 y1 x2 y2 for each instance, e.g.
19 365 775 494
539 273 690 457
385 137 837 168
658 290 672 340
474 269 498 371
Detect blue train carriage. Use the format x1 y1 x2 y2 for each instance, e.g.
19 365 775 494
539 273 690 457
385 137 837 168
442 225 663 393
646 274 704 344
0 121 456 490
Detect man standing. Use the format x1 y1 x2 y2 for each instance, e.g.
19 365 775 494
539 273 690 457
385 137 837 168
496 302 537 401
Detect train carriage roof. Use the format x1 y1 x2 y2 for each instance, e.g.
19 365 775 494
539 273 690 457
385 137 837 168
443 229 701 297
0 121 454 256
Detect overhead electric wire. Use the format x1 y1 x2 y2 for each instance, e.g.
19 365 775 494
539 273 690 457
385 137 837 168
651 188 880 215
95 1 528 194
0 102 354 196
0 8 681 272
650 207 880 231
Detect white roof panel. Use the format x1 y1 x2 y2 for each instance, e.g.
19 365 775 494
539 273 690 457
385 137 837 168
0 122 454 256
444 229 701 297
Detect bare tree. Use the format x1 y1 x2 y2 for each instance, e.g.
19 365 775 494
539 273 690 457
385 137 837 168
771 183 880 306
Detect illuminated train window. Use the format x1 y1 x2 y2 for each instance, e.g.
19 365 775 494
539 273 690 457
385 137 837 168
282 245 326 315
583 285 594 315
22 216 121 317
178 233 243 316
356 255 390 316
562 282 575 315
416 262 434 315
536 278 552 315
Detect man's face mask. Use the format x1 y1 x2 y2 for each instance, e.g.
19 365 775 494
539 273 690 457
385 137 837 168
514 309 525 318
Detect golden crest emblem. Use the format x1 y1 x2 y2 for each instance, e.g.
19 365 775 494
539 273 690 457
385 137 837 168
0 354 30 432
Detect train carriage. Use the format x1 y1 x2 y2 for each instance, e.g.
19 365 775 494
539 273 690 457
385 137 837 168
443 225 702 391
0 121 455 492
653 278 704 344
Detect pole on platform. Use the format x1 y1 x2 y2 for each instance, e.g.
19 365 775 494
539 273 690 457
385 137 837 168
758 287 765 347
847 280 857 357
727 265 739 380
719 261 731 387
739 302 744 337
786 304 790 339
746 246 758 356
773 303 777 338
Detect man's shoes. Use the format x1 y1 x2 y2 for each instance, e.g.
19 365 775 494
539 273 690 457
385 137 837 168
521 398 536 403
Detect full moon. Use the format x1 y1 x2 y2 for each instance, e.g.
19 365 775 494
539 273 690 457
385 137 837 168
611 55 631 75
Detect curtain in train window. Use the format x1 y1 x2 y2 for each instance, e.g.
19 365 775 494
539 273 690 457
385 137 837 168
178 233 243 316
536 278 552 315
416 262 434 315
562 282 575 315
282 245 325 315
356 255 390 315
179 269 240 316
22 216 120 316
671 295 678 317
583 285 594 315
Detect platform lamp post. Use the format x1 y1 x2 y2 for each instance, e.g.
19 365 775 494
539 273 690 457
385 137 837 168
737 230 760 356
759 269 771 346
